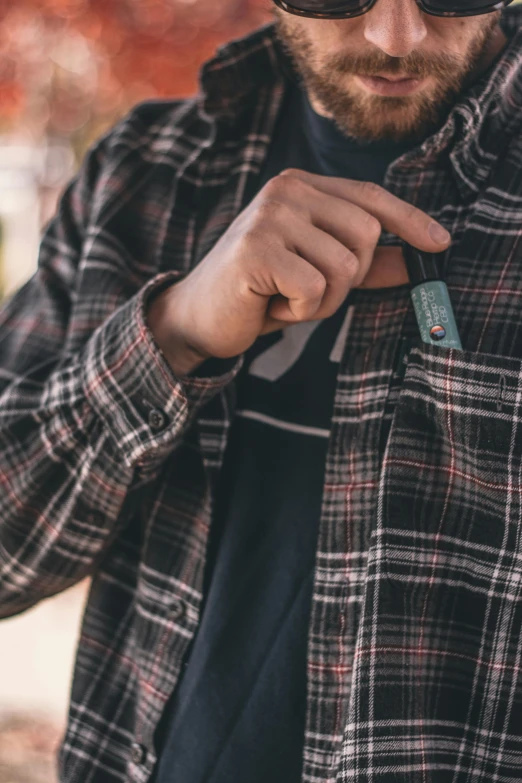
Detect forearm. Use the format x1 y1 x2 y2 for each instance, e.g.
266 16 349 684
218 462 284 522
0 272 242 616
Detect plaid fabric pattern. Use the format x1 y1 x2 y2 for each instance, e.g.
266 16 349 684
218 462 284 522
2 6 522 781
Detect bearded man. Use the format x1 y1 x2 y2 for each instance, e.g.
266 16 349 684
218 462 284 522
1 0 522 781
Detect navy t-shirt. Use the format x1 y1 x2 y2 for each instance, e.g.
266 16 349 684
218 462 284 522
152 83 417 783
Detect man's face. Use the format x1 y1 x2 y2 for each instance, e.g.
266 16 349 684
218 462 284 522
274 0 502 142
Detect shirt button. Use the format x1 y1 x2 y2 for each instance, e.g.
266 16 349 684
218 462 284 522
130 742 147 765
134 465 147 483
170 599 185 621
85 510 104 526
148 409 167 431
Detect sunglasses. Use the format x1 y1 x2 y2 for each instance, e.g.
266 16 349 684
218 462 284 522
273 0 513 18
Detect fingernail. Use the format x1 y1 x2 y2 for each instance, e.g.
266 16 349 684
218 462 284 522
428 222 451 245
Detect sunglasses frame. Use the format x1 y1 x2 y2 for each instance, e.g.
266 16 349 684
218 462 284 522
273 0 513 18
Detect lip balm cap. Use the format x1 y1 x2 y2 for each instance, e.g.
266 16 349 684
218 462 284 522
403 244 442 286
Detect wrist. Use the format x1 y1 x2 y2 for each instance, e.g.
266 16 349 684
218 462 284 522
146 284 208 378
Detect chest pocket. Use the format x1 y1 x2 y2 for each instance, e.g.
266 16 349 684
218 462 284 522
377 344 522 589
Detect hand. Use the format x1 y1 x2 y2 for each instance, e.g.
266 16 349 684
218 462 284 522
148 169 451 366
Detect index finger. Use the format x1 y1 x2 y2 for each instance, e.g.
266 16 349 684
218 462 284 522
279 169 451 252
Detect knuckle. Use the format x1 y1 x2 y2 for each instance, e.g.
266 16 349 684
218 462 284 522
359 180 386 203
240 225 266 250
330 243 358 279
339 250 359 281
278 167 303 180
265 170 307 200
262 177 284 200
254 197 287 225
361 212 382 242
303 269 327 300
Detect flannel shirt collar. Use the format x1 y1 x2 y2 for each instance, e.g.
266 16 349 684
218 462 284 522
198 22 285 118
198 6 522 200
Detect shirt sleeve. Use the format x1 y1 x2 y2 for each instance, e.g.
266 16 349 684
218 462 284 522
0 122 244 619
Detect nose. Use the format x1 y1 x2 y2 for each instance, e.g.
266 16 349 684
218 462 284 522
363 0 428 58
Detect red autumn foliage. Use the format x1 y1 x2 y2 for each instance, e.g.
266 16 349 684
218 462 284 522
0 0 271 151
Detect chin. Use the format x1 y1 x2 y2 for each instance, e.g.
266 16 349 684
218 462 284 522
339 83 447 142
333 103 438 143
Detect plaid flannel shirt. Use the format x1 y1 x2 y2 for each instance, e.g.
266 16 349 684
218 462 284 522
3 6 522 781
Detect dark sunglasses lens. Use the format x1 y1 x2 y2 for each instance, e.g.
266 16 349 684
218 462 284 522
282 0 369 14
422 0 503 12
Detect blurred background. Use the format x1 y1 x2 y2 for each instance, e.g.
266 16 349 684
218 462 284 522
0 1 270 781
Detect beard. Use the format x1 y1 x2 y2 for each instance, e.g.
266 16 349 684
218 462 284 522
274 9 500 143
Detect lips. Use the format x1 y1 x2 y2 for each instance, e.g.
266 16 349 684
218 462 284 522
355 74 426 97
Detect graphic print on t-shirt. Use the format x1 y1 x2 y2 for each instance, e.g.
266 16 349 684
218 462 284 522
235 301 354 439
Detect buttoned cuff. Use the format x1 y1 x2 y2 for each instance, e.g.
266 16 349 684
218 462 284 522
81 271 244 469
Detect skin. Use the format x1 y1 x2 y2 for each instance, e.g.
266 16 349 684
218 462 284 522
147 1 509 375
274 1 508 142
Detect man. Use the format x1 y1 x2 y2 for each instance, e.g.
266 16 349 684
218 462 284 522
1 0 521 780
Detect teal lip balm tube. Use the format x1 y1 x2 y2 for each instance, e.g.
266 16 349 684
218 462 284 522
403 244 462 351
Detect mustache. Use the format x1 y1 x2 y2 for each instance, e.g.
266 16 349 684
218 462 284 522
326 50 463 80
